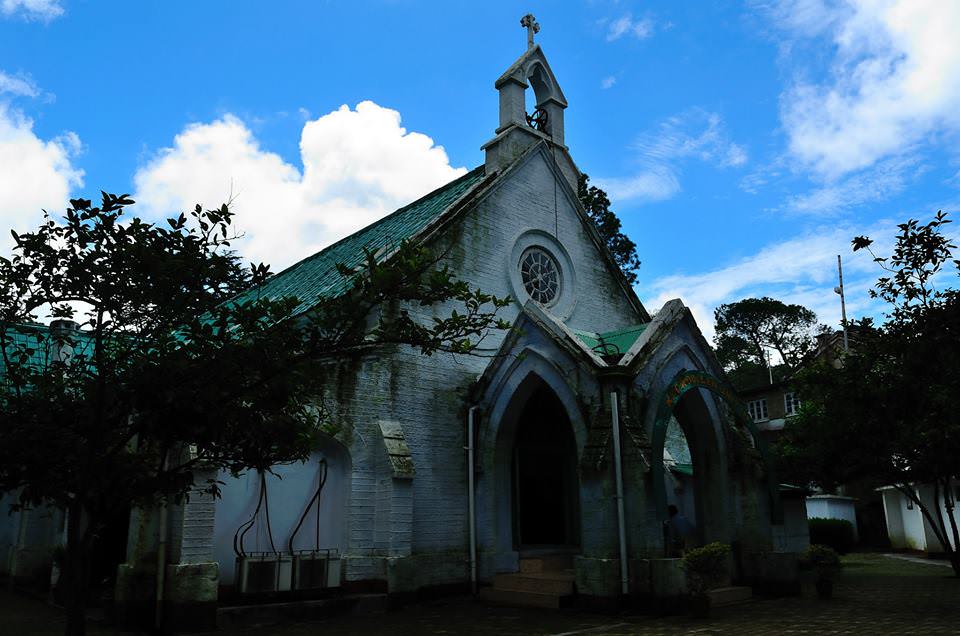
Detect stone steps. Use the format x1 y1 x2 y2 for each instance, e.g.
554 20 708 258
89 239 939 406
493 571 575 596
708 585 753 607
481 555 576 609
519 554 574 573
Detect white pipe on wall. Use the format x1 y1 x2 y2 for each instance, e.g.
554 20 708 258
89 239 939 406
467 406 479 594
610 391 629 596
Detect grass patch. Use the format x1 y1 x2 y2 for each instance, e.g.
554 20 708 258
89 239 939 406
841 552 950 577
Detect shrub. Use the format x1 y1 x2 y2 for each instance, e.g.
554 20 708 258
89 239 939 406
682 542 731 595
808 518 855 554
799 544 841 570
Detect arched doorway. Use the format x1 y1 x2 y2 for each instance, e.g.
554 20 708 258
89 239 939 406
511 384 579 549
665 388 730 546
650 370 782 550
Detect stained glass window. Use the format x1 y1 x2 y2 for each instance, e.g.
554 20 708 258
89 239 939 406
520 247 561 306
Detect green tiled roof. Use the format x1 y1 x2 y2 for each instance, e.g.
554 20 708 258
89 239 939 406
1 323 95 376
670 463 694 477
573 324 648 358
234 166 487 316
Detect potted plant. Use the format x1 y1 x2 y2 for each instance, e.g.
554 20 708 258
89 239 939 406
799 544 841 599
682 542 731 618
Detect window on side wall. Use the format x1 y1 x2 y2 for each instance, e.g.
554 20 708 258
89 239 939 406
747 398 768 423
784 392 801 417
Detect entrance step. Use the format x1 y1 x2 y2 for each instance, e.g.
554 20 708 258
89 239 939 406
519 554 574 573
478 587 571 609
708 586 753 607
493 571 575 596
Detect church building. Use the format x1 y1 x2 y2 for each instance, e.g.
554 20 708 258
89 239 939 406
2 16 807 631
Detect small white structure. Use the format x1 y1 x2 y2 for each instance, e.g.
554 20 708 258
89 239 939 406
880 483 960 552
806 494 859 541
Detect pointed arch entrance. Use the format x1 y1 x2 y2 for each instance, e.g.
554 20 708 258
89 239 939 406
650 370 782 543
512 383 579 548
484 365 585 566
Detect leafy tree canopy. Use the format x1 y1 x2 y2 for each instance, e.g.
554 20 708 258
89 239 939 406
713 297 820 372
780 211 960 575
578 173 642 285
0 193 509 634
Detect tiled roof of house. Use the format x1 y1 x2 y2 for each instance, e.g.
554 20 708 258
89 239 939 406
0 322 95 376
232 166 488 317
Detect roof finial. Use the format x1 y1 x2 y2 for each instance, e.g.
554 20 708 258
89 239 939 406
520 13 540 50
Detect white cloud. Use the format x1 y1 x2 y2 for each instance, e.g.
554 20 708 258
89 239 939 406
0 71 39 98
133 101 467 271
785 156 921 214
724 143 749 167
645 222 893 343
0 104 84 246
1 0 63 21
596 168 679 203
768 0 960 177
600 76 617 90
606 14 654 41
597 110 747 204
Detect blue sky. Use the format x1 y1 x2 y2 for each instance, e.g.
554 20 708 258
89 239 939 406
2 0 959 339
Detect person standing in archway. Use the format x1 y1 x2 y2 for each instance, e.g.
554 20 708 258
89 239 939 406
664 504 696 557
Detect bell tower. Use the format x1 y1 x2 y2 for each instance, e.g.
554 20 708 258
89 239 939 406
482 14 579 190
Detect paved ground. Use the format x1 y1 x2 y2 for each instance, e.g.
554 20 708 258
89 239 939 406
2 553 957 635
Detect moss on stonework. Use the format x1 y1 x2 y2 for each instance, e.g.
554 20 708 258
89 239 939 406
392 455 415 475
322 357 364 447
388 355 401 404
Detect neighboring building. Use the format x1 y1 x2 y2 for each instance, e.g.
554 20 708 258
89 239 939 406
731 332 864 542
730 364 798 444
1 22 805 630
0 322 102 589
879 483 960 553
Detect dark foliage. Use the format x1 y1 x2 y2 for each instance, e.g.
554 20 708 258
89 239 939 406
577 173 642 285
713 297 820 371
781 211 960 576
808 518 856 554
0 193 509 635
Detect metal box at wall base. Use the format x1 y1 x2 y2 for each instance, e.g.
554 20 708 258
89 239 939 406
291 550 341 590
235 553 293 594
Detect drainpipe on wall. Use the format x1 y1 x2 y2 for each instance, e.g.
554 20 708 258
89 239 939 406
610 391 629 596
467 406 479 594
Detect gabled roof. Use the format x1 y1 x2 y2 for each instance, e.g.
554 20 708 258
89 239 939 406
232 166 488 317
229 138 648 326
572 324 648 360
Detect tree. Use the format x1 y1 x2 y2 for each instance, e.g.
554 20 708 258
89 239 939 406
578 173 642 284
713 297 820 372
780 211 960 576
0 194 509 635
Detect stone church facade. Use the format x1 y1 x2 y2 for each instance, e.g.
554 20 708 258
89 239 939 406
2 23 806 631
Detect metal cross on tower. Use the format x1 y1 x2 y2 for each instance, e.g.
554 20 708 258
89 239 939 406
520 13 540 49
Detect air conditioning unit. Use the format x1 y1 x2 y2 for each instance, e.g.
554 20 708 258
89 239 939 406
236 553 285 594
291 550 341 590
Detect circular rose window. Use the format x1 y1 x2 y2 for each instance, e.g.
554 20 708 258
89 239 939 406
520 247 561 306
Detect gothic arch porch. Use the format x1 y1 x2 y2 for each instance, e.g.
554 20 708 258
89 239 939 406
649 370 782 553
474 347 590 576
